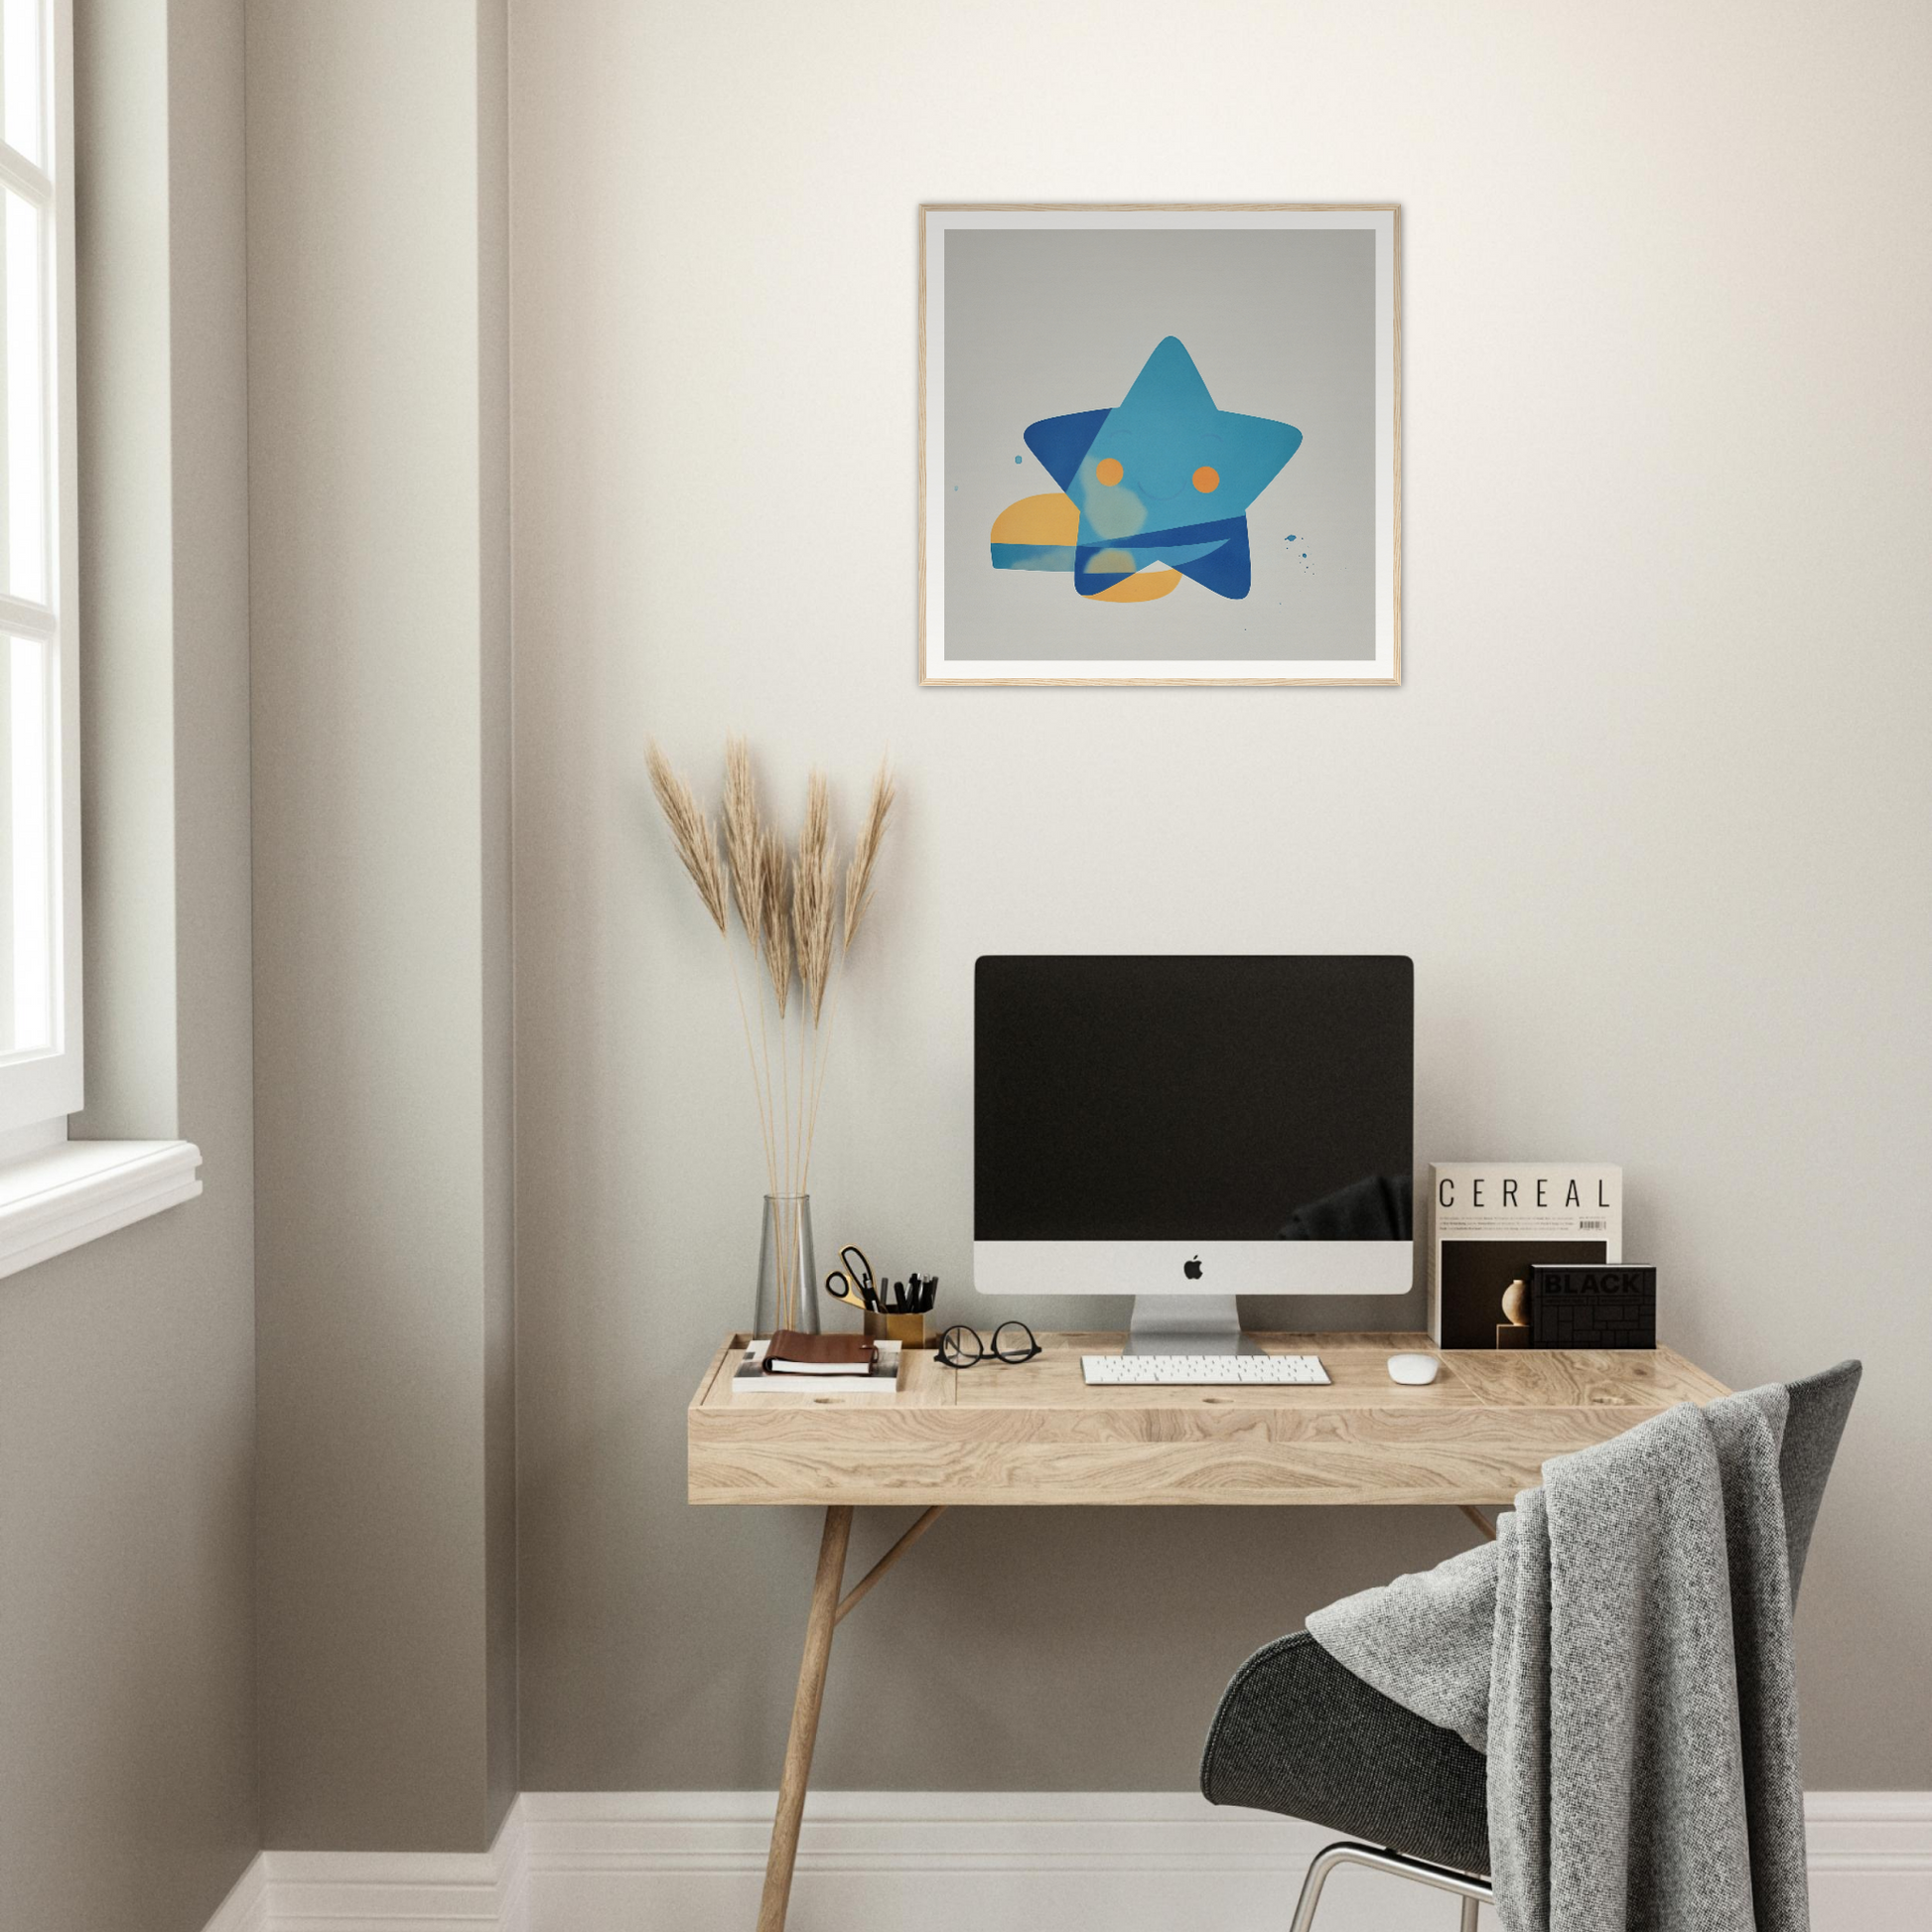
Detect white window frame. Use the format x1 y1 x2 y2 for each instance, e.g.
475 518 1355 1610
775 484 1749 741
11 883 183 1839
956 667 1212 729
0 0 79 1141
0 0 200 1278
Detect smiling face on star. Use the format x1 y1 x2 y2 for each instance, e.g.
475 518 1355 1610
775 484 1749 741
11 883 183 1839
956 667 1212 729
1087 433 1223 510
1068 337 1302 542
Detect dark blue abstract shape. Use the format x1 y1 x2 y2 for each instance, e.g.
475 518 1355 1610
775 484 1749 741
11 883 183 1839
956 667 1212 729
1173 521 1251 598
1069 515 1249 597
1022 409 1109 491
1125 515 1249 552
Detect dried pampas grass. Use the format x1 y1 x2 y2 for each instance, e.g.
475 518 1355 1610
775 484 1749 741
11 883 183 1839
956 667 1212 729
844 759 895 949
759 827 793 1018
645 737 896 1223
645 741 727 935
722 736 763 940
793 773 836 1025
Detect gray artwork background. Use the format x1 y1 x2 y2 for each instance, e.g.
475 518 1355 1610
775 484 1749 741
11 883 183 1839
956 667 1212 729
942 226 1376 662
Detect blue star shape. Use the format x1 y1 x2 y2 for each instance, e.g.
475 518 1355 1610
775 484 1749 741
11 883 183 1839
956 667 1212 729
1022 338 1302 599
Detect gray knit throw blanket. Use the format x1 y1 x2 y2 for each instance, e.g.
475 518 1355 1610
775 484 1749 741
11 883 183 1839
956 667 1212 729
1307 1388 1809 1932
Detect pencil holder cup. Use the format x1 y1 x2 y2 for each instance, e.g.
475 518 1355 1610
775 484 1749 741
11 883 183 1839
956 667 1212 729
866 1310 927 1348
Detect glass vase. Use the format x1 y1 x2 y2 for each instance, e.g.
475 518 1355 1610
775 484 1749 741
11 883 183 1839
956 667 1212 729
754 1193 818 1338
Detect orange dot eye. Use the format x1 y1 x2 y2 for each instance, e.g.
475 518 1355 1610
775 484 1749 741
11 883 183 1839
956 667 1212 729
1192 466 1220 492
1094 458 1124 486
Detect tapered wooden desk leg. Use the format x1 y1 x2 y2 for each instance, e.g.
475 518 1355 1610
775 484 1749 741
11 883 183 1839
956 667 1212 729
757 1504 853 1932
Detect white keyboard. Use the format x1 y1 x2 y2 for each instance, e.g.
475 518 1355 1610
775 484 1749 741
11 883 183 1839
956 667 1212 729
1081 1352 1329 1386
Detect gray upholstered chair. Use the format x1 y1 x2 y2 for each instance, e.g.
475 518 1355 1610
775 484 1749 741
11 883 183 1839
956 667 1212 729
1200 1361 1862 1930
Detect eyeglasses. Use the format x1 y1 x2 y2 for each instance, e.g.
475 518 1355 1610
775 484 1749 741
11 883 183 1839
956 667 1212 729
936 1320 1040 1368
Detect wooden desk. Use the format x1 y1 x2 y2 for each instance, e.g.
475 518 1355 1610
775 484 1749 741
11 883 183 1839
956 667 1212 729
688 1330 1728 1931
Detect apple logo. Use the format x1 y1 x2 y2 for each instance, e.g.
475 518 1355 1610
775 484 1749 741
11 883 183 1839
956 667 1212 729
1183 1255 1203 1280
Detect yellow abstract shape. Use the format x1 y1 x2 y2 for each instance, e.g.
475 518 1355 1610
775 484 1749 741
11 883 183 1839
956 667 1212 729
1087 568 1182 603
990 492 1079 545
1094 457 1125 486
1192 465 1220 492
1085 547 1138 577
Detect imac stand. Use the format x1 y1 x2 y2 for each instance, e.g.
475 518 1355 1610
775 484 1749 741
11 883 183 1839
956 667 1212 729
1124 1294 1258 1357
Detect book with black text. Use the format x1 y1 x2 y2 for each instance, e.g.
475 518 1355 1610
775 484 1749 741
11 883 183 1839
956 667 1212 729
1428 1164 1622 1348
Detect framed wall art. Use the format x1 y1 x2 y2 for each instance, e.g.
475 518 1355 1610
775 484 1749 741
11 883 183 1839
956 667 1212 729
918 205 1400 687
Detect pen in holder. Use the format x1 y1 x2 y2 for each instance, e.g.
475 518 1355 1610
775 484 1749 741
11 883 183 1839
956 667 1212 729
865 1273 938 1348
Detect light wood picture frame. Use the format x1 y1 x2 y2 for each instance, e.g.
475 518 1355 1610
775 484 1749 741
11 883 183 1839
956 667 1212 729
918 205 1401 687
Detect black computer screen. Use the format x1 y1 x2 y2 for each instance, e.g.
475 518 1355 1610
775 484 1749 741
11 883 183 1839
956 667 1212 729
974 956 1414 1241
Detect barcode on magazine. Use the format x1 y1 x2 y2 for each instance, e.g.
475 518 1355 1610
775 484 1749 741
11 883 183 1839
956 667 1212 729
1580 1218 1608 1230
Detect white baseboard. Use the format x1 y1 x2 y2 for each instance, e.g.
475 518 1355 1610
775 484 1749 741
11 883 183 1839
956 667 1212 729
202 1852 268 1932
201 1789 1932 1932
202 1809 527 1932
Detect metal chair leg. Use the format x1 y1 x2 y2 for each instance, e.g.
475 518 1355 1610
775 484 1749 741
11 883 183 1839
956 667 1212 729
1288 1841 1493 1932
1286 1844 1347 1932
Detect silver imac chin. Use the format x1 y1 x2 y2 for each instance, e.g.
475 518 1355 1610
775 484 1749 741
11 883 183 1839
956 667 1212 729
972 1240 1413 1354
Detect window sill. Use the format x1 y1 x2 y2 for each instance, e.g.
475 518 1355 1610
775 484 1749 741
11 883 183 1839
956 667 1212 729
0 1139 204 1282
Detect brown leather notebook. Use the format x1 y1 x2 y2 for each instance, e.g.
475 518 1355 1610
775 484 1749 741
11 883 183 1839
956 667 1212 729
763 1329 878 1375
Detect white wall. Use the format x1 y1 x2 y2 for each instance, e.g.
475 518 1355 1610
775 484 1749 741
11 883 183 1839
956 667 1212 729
510 0 1932 1794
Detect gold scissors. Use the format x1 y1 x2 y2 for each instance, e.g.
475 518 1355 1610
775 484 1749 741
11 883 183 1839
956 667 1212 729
824 1244 878 1312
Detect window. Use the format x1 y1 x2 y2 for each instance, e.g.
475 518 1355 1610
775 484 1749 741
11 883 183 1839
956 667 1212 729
0 0 200 1272
0 0 75 1143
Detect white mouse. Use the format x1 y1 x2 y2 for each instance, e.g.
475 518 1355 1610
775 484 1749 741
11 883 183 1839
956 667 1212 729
1387 1352 1442 1386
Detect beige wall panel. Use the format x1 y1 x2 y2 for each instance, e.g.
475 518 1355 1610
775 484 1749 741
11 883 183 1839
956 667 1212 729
249 0 513 1852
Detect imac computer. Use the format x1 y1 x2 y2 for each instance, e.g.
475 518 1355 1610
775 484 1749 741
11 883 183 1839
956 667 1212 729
973 955 1414 1354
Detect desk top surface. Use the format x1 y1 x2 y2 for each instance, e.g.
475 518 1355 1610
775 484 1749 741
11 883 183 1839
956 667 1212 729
688 1331 1728 1508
